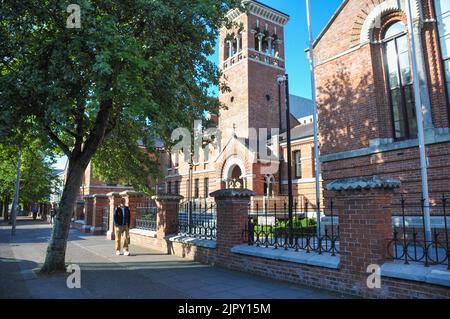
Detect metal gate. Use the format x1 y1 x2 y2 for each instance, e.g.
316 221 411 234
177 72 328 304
102 207 109 234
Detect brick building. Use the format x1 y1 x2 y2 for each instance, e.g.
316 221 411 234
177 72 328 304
162 0 319 206
313 0 450 204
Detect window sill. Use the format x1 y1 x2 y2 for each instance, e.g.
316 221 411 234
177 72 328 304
381 261 450 288
231 244 340 269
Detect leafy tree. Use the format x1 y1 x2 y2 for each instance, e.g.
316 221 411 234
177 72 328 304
0 0 242 272
0 138 57 208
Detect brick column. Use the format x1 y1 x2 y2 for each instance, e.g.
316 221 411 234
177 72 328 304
211 188 255 260
152 194 183 240
106 192 121 240
120 191 145 229
74 200 85 220
326 176 400 285
91 194 108 234
83 195 94 232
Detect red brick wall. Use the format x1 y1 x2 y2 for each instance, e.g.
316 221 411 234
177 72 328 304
314 0 450 204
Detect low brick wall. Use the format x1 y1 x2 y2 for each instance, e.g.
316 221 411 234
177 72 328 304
129 229 450 298
115 188 450 299
129 231 217 264
217 252 450 299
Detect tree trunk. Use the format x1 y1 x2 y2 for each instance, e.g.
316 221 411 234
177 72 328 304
40 161 86 273
4 196 10 222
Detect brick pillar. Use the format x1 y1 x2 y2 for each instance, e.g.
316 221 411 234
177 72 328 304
75 200 85 220
106 192 121 240
83 195 94 232
92 194 108 234
120 191 145 229
152 194 183 239
211 188 255 260
326 176 400 289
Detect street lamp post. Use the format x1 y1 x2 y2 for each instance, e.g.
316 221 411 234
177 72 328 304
277 74 293 241
277 81 283 195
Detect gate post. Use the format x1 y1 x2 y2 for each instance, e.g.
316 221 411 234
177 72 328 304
91 194 108 234
83 195 94 233
106 192 121 240
210 188 255 261
326 176 400 294
152 194 183 240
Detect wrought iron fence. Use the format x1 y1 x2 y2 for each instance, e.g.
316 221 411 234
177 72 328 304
245 199 339 255
178 199 216 240
101 207 109 234
135 202 157 231
387 195 449 269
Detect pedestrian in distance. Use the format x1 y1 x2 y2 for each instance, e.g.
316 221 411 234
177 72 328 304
113 198 131 256
49 202 58 225
31 206 38 220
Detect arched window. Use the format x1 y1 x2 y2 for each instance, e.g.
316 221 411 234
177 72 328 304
383 21 417 139
434 0 450 105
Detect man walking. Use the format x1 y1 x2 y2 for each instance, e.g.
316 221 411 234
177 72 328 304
49 202 58 225
113 198 131 256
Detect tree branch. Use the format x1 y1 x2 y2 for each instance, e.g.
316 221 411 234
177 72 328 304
79 99 113 165
45 126 72 158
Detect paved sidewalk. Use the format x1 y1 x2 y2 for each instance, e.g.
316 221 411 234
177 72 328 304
0 217 340 299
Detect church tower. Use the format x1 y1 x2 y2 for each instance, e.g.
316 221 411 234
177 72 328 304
218 0 290 142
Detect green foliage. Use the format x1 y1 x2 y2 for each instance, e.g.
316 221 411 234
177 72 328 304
254 217 317 234
0 0 243 191
0 137 58 203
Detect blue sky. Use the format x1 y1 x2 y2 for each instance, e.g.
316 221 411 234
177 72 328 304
211 0 343 99
54 0 343 170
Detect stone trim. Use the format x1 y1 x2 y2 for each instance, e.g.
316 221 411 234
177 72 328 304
381 261 450 288
106 192 121 197
321 131 450 163
231 244 340 269
130 228 157 238
166 234 217 249
360 0 422 45
119 190 145 196
326 176 401 191
151 194 183 201
225 0 289 26
92 194 108 198
210 188 256 199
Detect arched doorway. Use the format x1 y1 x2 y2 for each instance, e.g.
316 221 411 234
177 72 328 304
230 165 244 189
222 158 247 189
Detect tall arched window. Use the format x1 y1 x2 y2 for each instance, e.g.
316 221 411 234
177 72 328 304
434 0 450 105
383 21 417 139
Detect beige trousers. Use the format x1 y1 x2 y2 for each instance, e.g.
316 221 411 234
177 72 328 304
114 226 130 252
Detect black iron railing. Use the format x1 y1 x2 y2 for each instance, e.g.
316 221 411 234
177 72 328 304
387 195 449 269
245 199 339 255
178 199 216 240
135 205 157 231
101 207 109 233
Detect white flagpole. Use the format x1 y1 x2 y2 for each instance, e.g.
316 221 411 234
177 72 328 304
306 0 322 237
405 0 431 242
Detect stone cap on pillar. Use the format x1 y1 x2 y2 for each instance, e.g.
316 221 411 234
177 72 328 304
151 194 184 202
119 190 145 197
92 194 108 198
210 188 256 199
83 194 95 199
326 176 401 191
106 192 121 197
